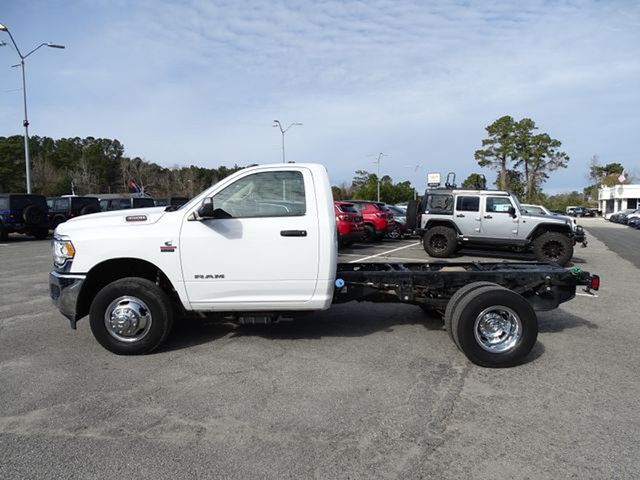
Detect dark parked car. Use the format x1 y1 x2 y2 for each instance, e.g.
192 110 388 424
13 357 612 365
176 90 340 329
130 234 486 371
569 207 596 217
609 209 637 224
0 193 49 240
98 196 156 211
154 197 190 208
627 217 640 229
386 204 408 239
47 196 100 229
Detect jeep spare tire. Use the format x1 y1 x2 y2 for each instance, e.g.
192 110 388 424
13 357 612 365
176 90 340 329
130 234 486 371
423 226 457 258
80 205 98 215
533 231 573 266
22 205 43 225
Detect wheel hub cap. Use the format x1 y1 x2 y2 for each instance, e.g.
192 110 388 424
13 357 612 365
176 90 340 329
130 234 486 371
473 305 521 353
105 296 152 342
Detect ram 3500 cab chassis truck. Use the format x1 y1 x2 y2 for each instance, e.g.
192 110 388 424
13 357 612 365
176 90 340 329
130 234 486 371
49 163 599 367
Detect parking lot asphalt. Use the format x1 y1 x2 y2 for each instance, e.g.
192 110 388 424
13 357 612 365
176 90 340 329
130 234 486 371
1 222 639 479
581 218 640 269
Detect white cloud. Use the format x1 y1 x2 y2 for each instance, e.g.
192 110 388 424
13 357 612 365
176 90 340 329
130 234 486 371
1 0 639 192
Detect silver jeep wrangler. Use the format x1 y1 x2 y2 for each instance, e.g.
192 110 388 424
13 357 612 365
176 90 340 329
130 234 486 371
413 186 584 266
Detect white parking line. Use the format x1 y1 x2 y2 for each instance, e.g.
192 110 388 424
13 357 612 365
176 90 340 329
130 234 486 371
576 292 599 298
348 242 421 263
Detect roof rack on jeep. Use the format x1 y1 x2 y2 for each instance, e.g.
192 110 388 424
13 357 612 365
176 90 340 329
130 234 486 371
445 172 456 189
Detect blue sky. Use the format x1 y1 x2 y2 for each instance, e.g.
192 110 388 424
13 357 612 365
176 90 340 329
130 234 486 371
1 0 639 193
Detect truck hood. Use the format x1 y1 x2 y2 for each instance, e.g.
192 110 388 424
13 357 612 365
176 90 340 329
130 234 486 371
55 206 168 236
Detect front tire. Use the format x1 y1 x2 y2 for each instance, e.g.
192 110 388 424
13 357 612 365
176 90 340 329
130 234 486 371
423 226 457 257
451 286 538 368
89 277 174 355
533 232 573 266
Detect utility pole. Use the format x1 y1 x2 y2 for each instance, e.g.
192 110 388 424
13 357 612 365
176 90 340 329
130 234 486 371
373 152 387 202
0 23 65 193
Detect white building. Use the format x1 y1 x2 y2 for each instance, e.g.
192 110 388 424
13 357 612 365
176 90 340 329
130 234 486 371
598 184 640 214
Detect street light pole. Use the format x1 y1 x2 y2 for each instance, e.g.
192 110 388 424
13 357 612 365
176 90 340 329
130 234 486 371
373 152 386 202
0 23 65 193
273 119 302 163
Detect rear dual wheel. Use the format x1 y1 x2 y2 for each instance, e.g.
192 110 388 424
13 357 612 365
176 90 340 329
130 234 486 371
446 283 538 368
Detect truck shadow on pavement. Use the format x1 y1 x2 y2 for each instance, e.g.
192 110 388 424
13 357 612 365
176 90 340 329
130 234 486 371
537 308 598 333
159 303 596 356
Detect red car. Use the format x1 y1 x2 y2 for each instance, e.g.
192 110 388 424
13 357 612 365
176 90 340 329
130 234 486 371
334 201 365 246
347 200 392 242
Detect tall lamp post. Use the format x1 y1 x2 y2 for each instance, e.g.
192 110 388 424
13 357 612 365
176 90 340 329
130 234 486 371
273 119 302 163
373 152 387 202
0 23 65 194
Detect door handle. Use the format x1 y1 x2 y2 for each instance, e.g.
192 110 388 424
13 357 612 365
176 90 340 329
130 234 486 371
280 230 307 237
484 215 493 219
456 214 465 218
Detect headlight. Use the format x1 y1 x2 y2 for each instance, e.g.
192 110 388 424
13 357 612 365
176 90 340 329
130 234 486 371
52 237 76 268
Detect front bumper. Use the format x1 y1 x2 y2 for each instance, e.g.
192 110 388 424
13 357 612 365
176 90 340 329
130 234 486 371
49 271 86 329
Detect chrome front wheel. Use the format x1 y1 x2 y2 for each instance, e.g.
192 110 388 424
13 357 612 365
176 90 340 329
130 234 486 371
104 296 153 343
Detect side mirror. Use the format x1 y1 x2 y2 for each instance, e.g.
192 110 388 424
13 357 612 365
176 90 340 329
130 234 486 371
197 198 215 219
508 206 517 218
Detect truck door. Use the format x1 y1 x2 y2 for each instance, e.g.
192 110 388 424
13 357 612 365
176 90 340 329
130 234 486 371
480 196 519 239
454 195 481 236
179 168 320 308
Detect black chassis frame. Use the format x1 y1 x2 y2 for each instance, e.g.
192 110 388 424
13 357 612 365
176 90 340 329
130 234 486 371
333 261 597 312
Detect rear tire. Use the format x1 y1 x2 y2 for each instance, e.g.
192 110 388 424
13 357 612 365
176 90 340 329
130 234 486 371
451 286 538 368
444 282 507 348
405 200 419 231
0 222 7 241
89 277 174 355
533 232 573 266
423 226 457 258
363 224 376 243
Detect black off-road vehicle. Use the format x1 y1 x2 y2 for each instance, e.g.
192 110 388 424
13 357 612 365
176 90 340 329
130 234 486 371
98 196 156 211
0 194 50 240
47 196 100 229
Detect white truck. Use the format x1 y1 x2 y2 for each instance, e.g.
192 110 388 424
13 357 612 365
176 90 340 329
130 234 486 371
49 163 599 367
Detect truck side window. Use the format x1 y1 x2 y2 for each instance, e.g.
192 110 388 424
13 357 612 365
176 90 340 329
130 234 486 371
486 197 513 213
213 171 306 218
456 196 480 212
